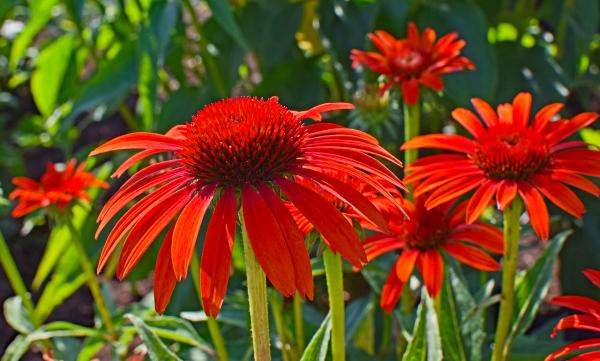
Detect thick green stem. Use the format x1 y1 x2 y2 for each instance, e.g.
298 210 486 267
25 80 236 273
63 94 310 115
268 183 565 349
190 255 230 361
491 198 523 361
270 290 291 361
240 213 272 361
323 249 345 361
403 101 421 170
66 221 114 332
293 294 305 356
0 231 36 324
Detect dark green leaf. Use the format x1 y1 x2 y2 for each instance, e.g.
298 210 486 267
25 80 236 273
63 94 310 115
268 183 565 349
300 313 331 361
439 275 468 361
205 0 249 50
402 293 426 361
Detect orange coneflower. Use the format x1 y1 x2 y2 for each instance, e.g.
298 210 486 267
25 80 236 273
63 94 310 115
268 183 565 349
546 269 600 360
9 159 107 218
91 96 405 316
350 22 474 104
363 197 502 312
402 92 599 239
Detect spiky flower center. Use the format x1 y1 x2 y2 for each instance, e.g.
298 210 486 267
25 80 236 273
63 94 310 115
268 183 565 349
390 48 425 74
400 206 449 250
471 125 550 181
178 97 307 187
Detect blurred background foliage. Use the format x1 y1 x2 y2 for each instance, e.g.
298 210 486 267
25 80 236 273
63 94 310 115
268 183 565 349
0 0 599 360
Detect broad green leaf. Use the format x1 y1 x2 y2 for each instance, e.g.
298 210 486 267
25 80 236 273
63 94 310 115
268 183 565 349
3 296 34 334
205 0 249 50
506 230 572 349
0 0 16 22
300 313 331 361
439 276 468 361
402 294 427 361
424 293 442 361
9 0 59 70
125 314 182 361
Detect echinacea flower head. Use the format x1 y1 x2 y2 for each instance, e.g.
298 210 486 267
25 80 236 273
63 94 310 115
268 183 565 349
91 96 405 316
350 22 474 104
546 269 600 361
364 198 502 312
9 159 107 218
402 92 600 240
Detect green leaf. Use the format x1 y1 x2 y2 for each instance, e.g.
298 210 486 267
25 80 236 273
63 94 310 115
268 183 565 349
125 314 182 361
138 51 157 130
205 0 249 50
1 335 29 361
403 297 426 361
300 313 331 361
424 293 442 361
77 337 105 361
143 316 211 353
344 296 372 342
506 230 572 348
3 296 34 334
439 275 468 361
9 0 59 70
581 128 600 148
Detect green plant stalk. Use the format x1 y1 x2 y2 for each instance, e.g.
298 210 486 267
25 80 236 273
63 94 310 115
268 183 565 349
379 313 391 357
190 255 230 361
66 221 114 332
270 290 291 361
0 231 36 324
491 198 523 361
323 249 345 361
403 101 421 170
293 294 305 356
241 213 272 361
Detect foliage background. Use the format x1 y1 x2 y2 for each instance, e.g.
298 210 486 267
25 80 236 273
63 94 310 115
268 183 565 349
0 0 599 359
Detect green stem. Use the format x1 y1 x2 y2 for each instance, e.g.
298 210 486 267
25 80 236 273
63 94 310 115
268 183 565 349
379 313 391 358
66 221 114 332
293 294 305 356
0 231 36 324
403 101 421 170
323 249 345 361
240 212 272 361
182 0 228 98
270 290 291 361
491 198 523 361
190 255 230 361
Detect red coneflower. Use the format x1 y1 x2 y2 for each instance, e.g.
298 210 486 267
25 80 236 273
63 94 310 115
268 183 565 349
402 92 599 239
9 159 107 218
364 197 502 312
350 22 474 104
546 269 600 361
91 96 404 316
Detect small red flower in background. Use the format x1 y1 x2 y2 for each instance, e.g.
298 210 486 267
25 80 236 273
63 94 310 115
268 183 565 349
9 160 107 218
402 92 599 240
546 269 600 360
91 96 405 316
364 197 502 312
350 22 474 104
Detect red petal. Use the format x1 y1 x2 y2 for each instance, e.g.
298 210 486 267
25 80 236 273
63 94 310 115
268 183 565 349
518 182 548 240
419 72 444 91
451 108 486 138
531 174 585 218
154 225 177 314
496 180 518 211
583 269 600 289
407 22 420 47
242 184 296 297
171 185 216 280
402 134 475 153
417 249 444 297
90 132 182 156
401 78 420 105
448 223 504 254
551 171 600 196
533 103 563 131
381 259 405 313
545 339 600 361
512 92 532 126
396 249 418 282
200 188 237 318
258 184 314 299
550 295 600 317
551 314 600 337
442 242 500 271
292 102 354 122
546 112 599 145
364 236 404 261
112 149 163 178
466 180 499 223
471 98 498 126
276 177 366 268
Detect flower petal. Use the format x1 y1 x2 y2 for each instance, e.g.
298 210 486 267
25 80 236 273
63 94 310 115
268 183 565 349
471 98 498 126
533 103 563 131
512 92 532 126
89 132 182 156
442 242 500 271
466 180 499 223
396 249 419 282
531 174 585 218
518 182 549 240
496 180 518 211
401 78 420 105
381 259 405 313
451 108 486 138
583 269 600 289
417 249 444 297
154 225 177 314
402 134 475 153
545 339 600 361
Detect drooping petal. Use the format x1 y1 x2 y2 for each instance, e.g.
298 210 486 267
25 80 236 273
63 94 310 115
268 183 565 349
496 180 518 211
466 180 499 223
417 249 444 297
442 242 500 271
550 314 600 337
545 339 600 361
364 236 404 261
402 134 475 153
550 171 600 196
171 185 217 280
292 102 355 122
200 188 237 318
154 225 177 314
470 98 498 126
550 295 600 317
242 184 296 297
448 223 504 254
276 177 366 268
381 259 405 313
518 182 549 240
546 112 599 145
89 132 182 156
258 184 314 299
583 269 600 289
531 174 585 218
396 249 419 282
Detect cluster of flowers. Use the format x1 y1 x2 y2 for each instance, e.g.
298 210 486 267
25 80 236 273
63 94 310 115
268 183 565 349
10 23 599 360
